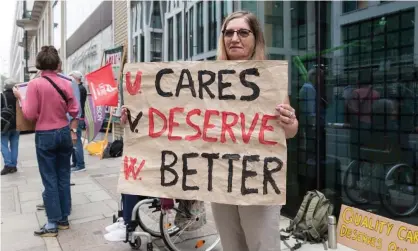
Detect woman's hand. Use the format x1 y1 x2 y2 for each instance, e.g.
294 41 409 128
13 86 21 100
276 103 298 139
276 104 296 125
121 107 128 125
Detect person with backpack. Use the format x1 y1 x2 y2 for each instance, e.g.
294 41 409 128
1 78 20 175
13 45 79 237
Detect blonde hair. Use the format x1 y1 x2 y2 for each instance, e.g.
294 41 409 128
216 11 266 60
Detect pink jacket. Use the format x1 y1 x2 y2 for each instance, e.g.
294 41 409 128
21 71 79 131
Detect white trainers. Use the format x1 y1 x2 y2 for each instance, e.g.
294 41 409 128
104 225 126 242
105 218 125 233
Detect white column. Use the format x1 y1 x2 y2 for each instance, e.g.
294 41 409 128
306 1 315 53
127 0 131 63
60 0 67 72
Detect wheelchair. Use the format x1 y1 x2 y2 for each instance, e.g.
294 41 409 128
343 133 418 217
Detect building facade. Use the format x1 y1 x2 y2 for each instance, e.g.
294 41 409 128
12 0 54 81
126 0 418 226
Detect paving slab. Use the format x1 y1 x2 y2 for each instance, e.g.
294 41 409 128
1 186 21 217
84 190 112 202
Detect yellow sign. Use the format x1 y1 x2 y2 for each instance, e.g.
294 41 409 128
337 205 418 251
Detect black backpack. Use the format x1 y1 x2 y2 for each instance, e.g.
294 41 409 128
109 137 124 158
1 93 15 134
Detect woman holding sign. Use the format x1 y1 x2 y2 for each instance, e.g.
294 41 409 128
211 11 298 251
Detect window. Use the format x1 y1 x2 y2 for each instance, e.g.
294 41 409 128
140 35 145 62
208 1 217 51
342 9 414 83
269 54 285 60
132 36 138 62
188 7 194 57
221 1 228 23
291 1 307 50
176 13 182 59
151 1 162 28
168 18 174 61
242 1 257 13
343 1 367 13
196 1 204 53
265 1 284 48
151 32 162 62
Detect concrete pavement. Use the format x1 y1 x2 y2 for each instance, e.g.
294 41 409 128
1 133 353 251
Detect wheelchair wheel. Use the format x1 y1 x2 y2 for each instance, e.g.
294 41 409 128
380 163 418 217
343 160 371 205
136 198 177 238
129 237 141 250
159 201 220 251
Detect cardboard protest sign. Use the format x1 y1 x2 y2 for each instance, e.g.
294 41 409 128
15 83 35 131
117 60 288 205
337 205 418 251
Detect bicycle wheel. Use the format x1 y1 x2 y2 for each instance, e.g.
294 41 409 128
159 201 220 251
343 160 371 205
381 163 418 217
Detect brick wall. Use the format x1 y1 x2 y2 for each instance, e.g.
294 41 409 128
113 0 128 140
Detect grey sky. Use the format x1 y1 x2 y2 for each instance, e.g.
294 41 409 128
0 0 103 77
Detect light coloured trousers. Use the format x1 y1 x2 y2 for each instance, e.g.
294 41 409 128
211 203 281 251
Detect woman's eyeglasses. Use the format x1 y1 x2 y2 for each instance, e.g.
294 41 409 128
222 29 252 38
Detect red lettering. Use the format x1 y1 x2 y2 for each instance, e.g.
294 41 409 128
185 109 202 141
202 110 219 142
240 113 259 143
168 107 184 141
126 71 142 95
259 115 277 145
124 156 146 180
149 108 167 138
220 112 238 143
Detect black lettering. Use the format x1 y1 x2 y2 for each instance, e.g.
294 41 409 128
182 153 199 191
175 69 197 97
126 109 143 133
222 154 240 192
198 70 216 99
155 68 174 97
241 155 260 195
263 157 282 194
218 69 236 100
201 153 219 191
160 150 178 186
239 68 260 101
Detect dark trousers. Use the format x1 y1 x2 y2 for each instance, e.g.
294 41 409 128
35 126 72 222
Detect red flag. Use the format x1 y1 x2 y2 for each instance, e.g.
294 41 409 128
86 63 119 106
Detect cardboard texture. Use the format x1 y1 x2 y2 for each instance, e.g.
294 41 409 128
15 100 35 131
117 60 289 205
337 205 418 251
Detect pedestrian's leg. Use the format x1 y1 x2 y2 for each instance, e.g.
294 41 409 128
239 205 281 251
10 130 20 167
72 120 85 171
122 194 141 223
1 132 11 166
56 127 73 226
211 203 249 251
34 131 60 237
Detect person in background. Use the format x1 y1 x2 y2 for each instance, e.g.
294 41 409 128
13 45 79 237
1 78 20 175
69 71 87 172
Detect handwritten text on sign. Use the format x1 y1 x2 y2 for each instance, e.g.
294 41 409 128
117 60 288 205
337 205 418 251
